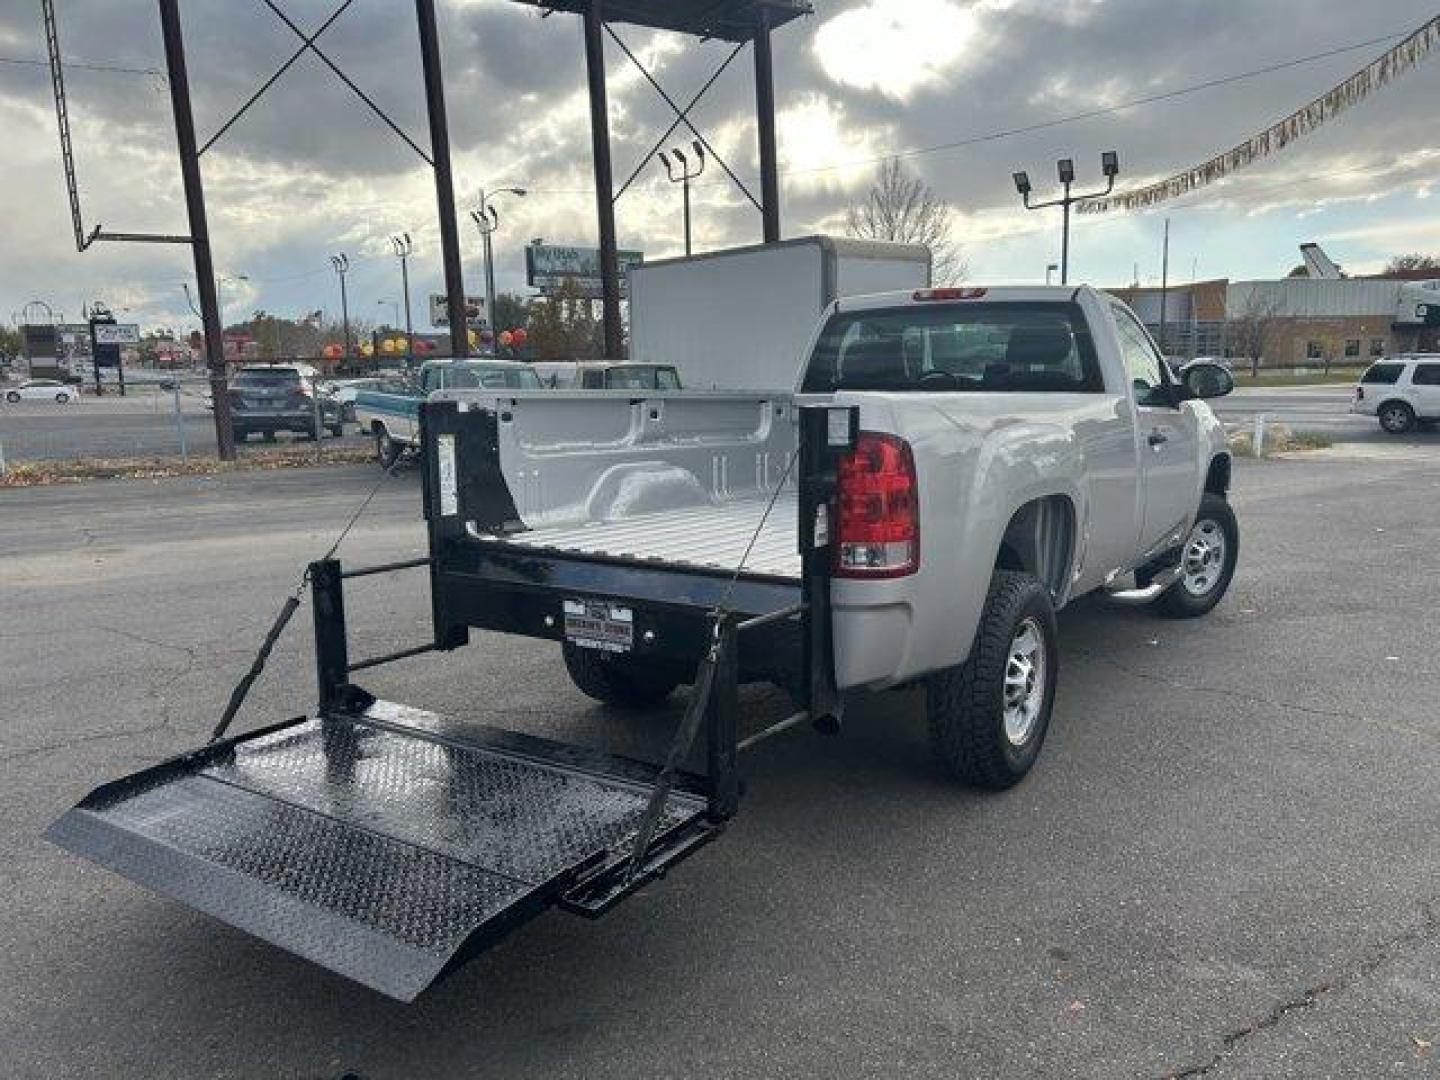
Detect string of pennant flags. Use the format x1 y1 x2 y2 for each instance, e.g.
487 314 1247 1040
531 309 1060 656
1077 13 1440 215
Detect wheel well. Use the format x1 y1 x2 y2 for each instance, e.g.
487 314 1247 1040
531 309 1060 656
370 419 388 436
1378 399 1412 414
994 495 1075 600
1205 454 1231 496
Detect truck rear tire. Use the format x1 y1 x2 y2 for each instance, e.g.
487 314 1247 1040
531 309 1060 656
926 570 1058 790
562 643 681 708
1152 493 1238 619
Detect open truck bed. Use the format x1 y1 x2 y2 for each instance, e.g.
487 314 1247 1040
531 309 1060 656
48 396 855 1001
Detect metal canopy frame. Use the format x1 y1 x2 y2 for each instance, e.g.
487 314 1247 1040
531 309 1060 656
527 0 811 357
513 0 810 43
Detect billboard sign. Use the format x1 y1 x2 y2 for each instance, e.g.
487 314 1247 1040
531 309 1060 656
92 323 141 346
429 294 488 329
525 244 644 298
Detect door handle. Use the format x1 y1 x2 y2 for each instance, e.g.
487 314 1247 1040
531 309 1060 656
1147 428 1169 448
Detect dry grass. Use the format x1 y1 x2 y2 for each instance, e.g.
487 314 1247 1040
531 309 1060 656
1226 424 1333 457
0 445 375 488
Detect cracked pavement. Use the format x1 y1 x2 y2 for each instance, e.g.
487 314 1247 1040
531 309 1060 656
1 455 1438 1079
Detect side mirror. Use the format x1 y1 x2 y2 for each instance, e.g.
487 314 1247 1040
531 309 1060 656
1180 360 1234 400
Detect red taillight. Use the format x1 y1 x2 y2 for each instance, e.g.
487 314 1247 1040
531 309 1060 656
834 432 919 578
913 287 987 302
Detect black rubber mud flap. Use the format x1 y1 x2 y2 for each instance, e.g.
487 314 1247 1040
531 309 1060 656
45 704 715 1002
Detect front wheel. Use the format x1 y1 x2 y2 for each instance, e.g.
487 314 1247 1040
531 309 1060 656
374 428 401 468
4 391 19 403
927 570 1058 790
55 392 70 403
562 643 681 708
1152 492 1239 618
1378 401 1415 434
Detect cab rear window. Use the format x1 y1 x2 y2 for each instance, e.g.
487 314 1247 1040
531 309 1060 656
801 301 1103 394
1360 362 1404 384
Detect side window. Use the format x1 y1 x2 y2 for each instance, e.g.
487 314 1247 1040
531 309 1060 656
656 368 680 390
1412 364 1440 386
420 368 439 393
1111 305 1170 407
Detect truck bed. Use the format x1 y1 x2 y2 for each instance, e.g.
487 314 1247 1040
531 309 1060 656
501 493 800 581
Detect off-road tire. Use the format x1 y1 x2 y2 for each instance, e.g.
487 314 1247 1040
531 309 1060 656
926 570 1058 790
1378 401 1415 434
562 643 681 707
1153 492 1238 619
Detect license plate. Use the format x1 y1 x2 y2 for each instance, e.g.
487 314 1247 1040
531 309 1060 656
562 600 633 653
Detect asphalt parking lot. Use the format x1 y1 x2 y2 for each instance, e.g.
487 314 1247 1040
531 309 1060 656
0 391 370 461
2 451 1438 1079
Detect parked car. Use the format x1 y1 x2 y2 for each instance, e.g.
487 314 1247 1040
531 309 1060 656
531 361 681 390
228 364 344 441
4 379 80 404
353 359 543 466
1351 354 1440 433
324 377 391 422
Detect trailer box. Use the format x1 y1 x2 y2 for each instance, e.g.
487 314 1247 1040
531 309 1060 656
627 236 931 390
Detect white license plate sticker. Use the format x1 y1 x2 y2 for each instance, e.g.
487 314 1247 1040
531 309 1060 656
562 600 634 653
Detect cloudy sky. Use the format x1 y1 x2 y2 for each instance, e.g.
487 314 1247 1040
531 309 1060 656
1 0 1438 333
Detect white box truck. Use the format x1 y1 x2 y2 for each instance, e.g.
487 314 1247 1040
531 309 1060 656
627 235 932 389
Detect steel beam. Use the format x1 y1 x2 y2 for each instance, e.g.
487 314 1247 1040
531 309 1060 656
584 1 623 359
753 4 781 243
157 0 235 460
417 0 470 357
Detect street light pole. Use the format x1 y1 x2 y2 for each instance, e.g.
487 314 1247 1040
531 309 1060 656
329 254 351 360
1013 152 1119 285
659 141 706 257
471 186 526 350
391 233 414 361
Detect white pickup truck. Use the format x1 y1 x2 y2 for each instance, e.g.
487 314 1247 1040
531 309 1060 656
441 284 1238 789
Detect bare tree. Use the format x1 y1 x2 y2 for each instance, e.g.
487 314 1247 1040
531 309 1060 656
846 159 966 284
1385 253 1440 274
1225 288 1286 377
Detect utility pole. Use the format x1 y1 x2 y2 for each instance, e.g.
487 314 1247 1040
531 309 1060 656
1158 218 1171 359
416 0 468 358
330 254 351 358
659 141 706 256
1013 151 1119 285
470 186 526 350
391 233 414 360
157 0 234 460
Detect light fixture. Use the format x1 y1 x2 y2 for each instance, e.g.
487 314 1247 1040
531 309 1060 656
1012 171 1032 196
1057 158 1075 184
1101 150 1120 178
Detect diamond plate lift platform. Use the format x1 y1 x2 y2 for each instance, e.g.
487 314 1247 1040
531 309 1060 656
47 703 714 1002
47 403 853 1001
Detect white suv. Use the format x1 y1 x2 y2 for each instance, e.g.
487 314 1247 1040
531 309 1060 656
1352 355 1440 434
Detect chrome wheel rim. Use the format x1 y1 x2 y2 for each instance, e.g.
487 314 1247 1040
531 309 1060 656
1182 518 1228 597
1381 406 1408 431
1003 617 1046 746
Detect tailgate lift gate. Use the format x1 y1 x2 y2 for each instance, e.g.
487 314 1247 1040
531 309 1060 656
47 402 855 1001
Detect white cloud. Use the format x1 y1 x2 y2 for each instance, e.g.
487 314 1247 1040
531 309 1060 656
812 0 988 101
775 94 892 191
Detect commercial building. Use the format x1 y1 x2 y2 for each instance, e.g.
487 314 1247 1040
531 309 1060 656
1111 270 1440 367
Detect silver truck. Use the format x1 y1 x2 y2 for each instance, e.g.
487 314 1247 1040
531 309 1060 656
49 283 1238 1002
447 284 1237 788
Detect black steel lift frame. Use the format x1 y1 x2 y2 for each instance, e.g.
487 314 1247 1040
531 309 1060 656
47 403 854 1001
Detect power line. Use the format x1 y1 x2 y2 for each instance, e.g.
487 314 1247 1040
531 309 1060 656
528 24 1426 195
0 54 164 78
